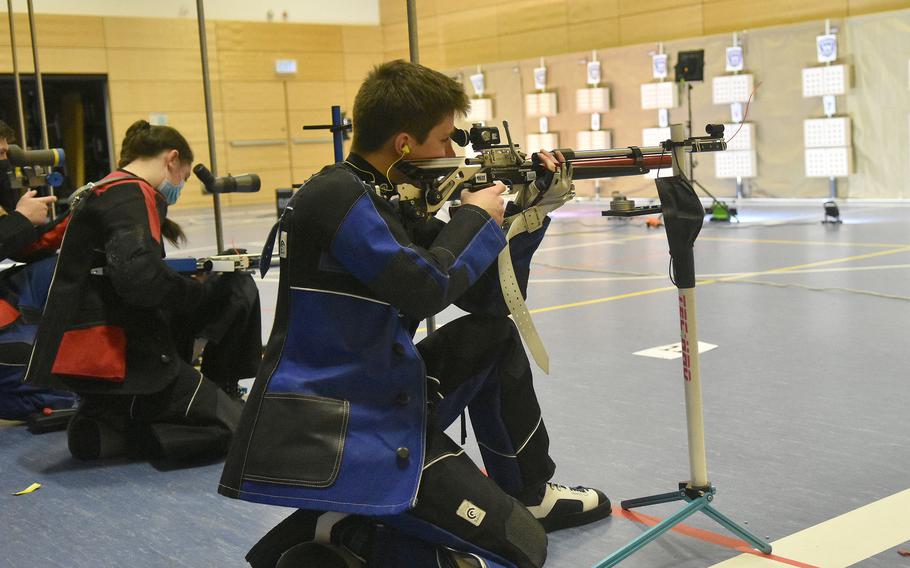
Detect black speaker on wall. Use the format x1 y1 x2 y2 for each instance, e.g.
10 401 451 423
675 50 705 82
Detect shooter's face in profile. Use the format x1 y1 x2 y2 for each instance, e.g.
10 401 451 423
399 112 457 162
0 137 8 162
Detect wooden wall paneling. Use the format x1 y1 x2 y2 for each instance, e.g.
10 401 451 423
343 25 385 53
0 47 108 74
499 28 569 62
443 36 501 68
223 110 287 141
702 0 848 35
219 81 286 111
291 141 338 169
435 0 499 14
285 82 348 111
103 17 215 50
225 144 291 173
48 48 107 74
217 50 345 82
848 0 910 15
619 4 704 45
106 48 220 81
419 14 442 45
420 45 446 69
380 0 408 25
345 52 385 83
497 0 567 36
568 0 620 23
108 81 214 114
382 21 410 53
215 21 343 53
618 0 700 16
439 7 499 45
568 18 621 53
0 13 105 47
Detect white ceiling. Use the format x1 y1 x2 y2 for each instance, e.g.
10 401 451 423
3 0 380 26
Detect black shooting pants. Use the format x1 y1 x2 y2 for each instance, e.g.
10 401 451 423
69 362 242 462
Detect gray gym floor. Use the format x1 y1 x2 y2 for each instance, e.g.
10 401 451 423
2 199 909 568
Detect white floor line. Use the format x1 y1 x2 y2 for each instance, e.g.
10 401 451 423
708 488 910 567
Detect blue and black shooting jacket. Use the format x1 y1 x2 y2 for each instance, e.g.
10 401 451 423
218 154 549 516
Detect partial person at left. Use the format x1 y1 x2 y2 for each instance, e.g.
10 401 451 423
23 120 261 463
0 119 76 421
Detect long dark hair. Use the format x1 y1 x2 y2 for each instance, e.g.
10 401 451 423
118 120 193 246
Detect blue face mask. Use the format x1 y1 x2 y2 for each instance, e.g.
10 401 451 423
157 178 184 205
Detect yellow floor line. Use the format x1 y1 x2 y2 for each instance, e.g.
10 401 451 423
528 285 680 314
417 247 910 333
708 488 910 567
526 246 910 318
710 246 910 284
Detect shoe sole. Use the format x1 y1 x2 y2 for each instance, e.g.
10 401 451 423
538 500 612 533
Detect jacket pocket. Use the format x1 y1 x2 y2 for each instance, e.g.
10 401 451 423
51 325 126 382
243 392 349 488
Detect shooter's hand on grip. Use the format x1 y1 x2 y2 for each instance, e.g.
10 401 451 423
461 181 506 226
522 149 574 210
16 190 56 225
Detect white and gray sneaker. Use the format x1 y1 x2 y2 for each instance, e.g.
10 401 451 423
521 482 612 532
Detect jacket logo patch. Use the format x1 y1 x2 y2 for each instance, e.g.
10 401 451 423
457 500 486 527
279 231 288 258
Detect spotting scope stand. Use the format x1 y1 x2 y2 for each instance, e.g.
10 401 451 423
595 124 772 567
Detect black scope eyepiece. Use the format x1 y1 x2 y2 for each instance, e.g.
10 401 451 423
451 124 502 151
705 124 724 138
451 128 469 148
7 145 65 168
193 164 261 194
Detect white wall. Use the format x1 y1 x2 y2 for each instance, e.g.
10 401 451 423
4 0 379 25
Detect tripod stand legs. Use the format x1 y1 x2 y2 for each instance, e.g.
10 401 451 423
701 500 772 553
592 487 772 567
594 493 710 567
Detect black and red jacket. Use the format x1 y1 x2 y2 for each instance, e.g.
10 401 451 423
25 170 205 395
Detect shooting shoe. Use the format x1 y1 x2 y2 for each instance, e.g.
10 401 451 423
520 482 611 532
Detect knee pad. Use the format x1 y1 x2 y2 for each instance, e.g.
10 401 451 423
276 542 361 568
503 499 547 568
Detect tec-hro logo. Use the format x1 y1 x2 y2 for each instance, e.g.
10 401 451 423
457 499 487 527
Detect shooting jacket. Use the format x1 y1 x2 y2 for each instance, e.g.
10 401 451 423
25 170 205 395
219 155 548 515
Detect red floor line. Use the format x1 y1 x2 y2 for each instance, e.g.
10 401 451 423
612 505 820 568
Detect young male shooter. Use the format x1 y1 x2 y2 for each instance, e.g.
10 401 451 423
219 60 611 568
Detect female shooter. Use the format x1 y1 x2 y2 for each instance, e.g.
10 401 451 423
24 120 260 462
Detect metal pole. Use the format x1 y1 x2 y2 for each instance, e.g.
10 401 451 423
406 0 419 65
26 0 54 217
331 105 344 163
25 0 47 150
670 123 709 489
7 0 27 147
195 0 224 253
